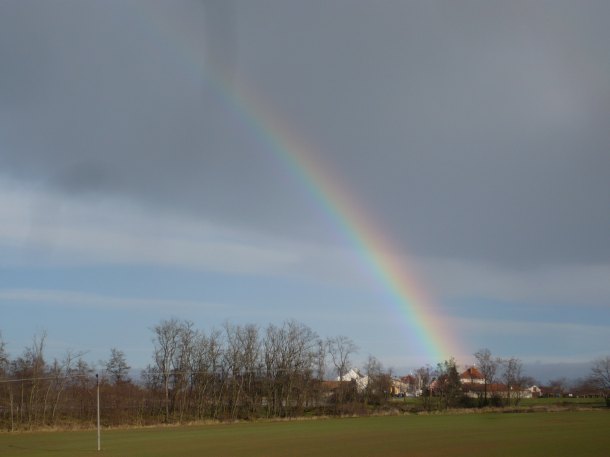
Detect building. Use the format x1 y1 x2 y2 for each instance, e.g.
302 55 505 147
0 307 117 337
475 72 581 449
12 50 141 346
336 369 368 393
460 366 485 385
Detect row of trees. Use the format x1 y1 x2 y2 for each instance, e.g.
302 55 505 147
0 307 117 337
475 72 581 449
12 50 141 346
1 325 609 431
0 320 386 430
0 331 97 431
143 319 330 422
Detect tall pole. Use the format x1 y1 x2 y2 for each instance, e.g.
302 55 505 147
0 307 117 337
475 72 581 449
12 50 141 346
96 374 101 451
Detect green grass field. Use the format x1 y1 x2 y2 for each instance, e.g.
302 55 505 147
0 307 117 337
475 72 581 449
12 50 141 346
1 411 609 457
391 396 607 409
518 397 604 407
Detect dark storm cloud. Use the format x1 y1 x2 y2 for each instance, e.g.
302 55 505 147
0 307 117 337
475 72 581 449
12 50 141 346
1 1 609 267
0 1 319 230
232 1 610 266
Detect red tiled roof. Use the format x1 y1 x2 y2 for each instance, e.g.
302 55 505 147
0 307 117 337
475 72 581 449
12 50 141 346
460 366 484 380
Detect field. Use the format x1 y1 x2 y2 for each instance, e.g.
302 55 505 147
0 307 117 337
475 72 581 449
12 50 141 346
391 396 607 409
1 411 609 457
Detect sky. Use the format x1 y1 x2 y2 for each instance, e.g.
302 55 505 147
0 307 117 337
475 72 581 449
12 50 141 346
1 1 609 380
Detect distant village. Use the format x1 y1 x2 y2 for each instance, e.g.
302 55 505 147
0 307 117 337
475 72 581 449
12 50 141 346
332 364 604 402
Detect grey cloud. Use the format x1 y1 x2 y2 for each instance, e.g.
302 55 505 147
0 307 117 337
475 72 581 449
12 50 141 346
1 0 609 268
418 257 610 307
233 1 610 265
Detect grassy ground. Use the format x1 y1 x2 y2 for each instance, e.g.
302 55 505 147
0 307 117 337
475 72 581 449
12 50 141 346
1 411 609 457
518 397 604 407
391 396 606 407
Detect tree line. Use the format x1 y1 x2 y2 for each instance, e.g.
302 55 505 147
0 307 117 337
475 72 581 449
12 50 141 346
0 319 389 430
1 322 608 431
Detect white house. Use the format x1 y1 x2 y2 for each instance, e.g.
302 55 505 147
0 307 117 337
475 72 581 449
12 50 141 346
337 369 369 392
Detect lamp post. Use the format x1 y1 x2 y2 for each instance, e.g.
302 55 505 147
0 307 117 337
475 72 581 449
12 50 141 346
96 373 101 451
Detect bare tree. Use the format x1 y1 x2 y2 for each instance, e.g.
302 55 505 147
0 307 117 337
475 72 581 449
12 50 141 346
71 358 94 421
501 357 524 406
0 331 14 430
281 321 318 415
173 321 197 420
327 335 358 381
222 322 263 418
261 321 318 417
263 323 286 417
327 336 358 409
590 356 610 406
414 365 432 394
474 348 499 406
152 318 182 422
315 339 327 381
364 356 391 405
235 323 261 417
415 365 434 410
189 328 223 419
105 348 131 385
49 350 85 423
24 331 47 427
0 331 8 373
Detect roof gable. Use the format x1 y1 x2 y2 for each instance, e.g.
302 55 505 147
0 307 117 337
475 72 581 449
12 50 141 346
460 366 484 380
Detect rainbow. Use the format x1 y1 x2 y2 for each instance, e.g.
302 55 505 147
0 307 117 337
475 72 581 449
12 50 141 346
143 6 462 362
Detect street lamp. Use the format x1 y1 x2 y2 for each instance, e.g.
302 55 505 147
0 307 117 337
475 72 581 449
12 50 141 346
96 374 100 451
